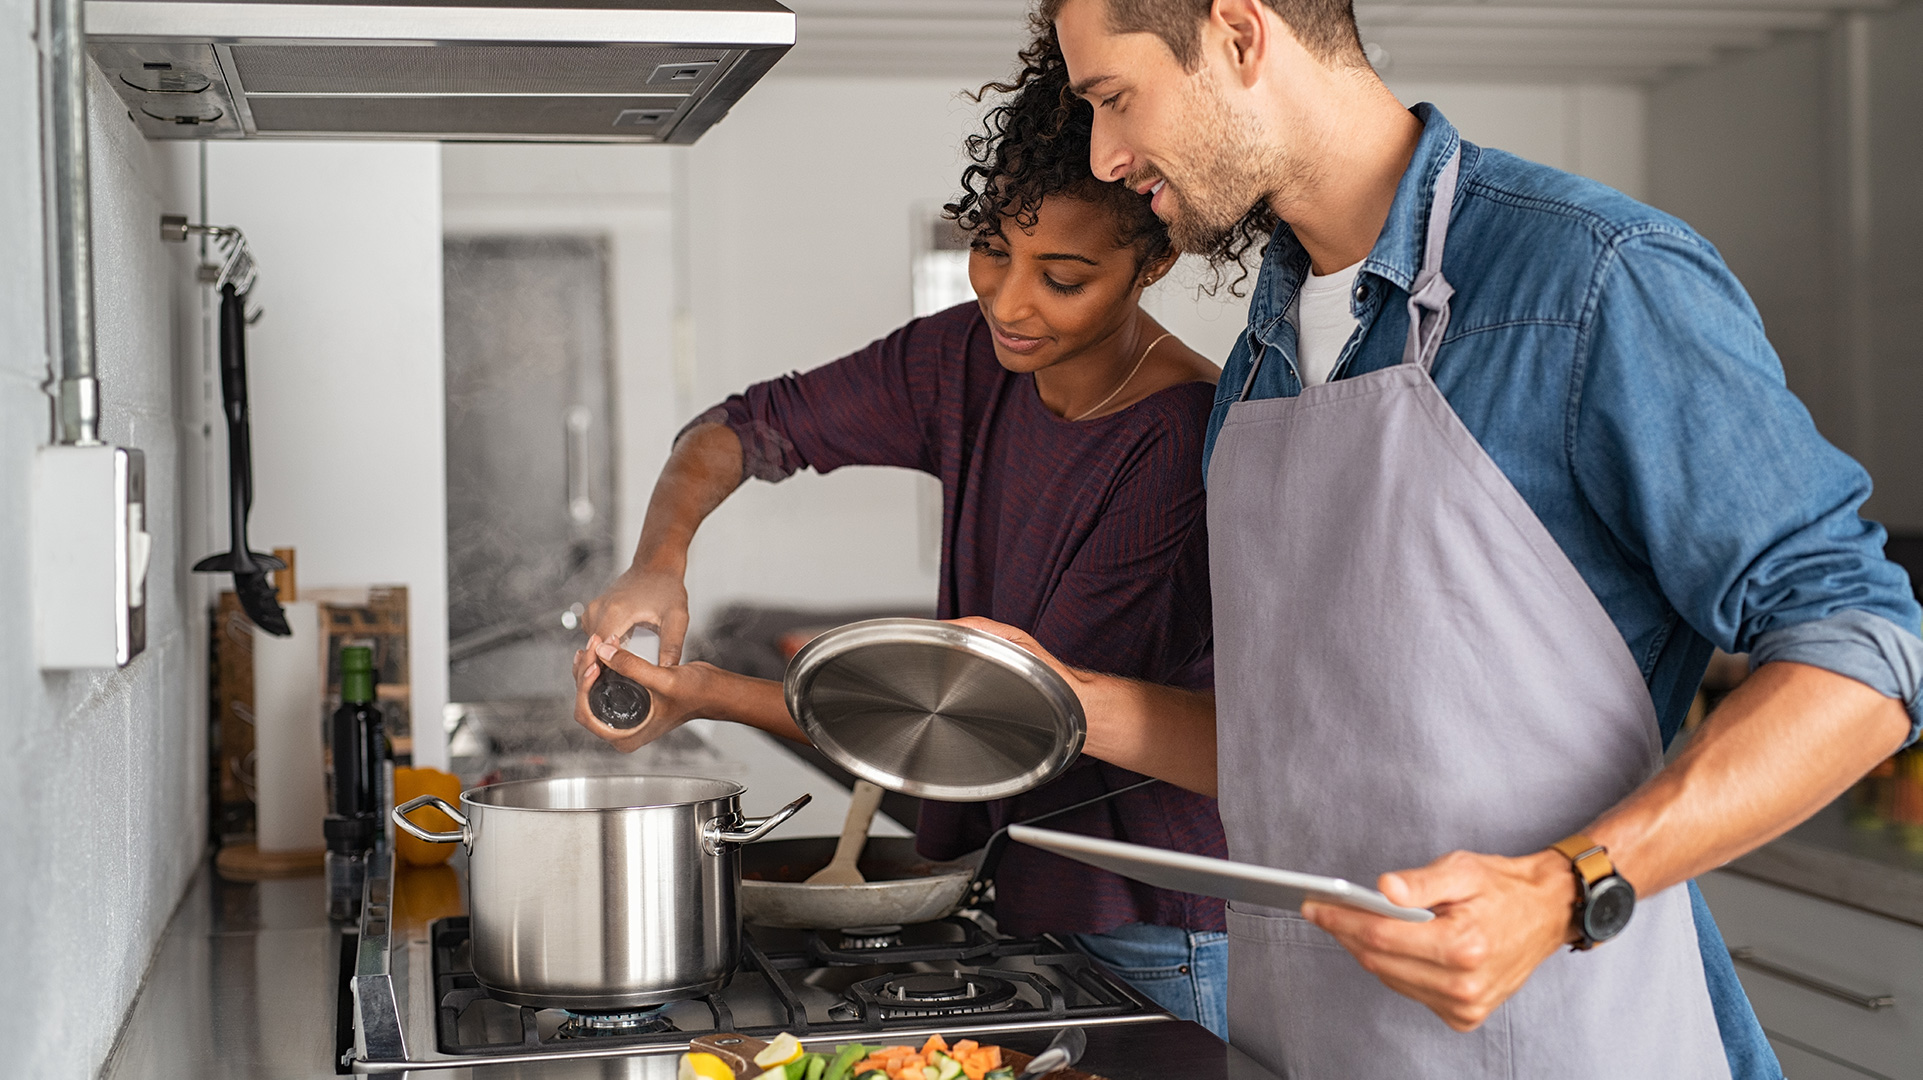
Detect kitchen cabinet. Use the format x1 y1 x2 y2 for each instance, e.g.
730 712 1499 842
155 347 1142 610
1699 869 1923 1079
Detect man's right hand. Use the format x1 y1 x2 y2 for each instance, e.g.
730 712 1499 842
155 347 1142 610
585 565 692 665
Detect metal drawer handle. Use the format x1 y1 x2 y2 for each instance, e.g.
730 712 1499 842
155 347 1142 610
1729 947 1896 1011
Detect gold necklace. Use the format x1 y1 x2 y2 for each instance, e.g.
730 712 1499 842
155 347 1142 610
1070 331 1175 422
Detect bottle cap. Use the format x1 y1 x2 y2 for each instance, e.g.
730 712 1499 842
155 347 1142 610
341 645 375 704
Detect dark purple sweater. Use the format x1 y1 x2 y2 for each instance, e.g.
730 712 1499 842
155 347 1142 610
714 302 1227 937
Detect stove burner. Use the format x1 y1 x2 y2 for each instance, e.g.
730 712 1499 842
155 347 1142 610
856 972 1020 1017
838 924 905 950
557 1007 677 1037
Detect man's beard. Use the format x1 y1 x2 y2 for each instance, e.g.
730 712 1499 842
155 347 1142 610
1146 71 1297 255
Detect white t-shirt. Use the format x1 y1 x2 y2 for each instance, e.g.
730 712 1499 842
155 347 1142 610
1287 260 1364 387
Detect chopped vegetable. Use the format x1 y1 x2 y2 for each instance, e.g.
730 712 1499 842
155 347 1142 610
804 1054 828 1080
983 1070 1015 1080
756 1033 805 1068
680 1052 737 1080
824 1043 870 1080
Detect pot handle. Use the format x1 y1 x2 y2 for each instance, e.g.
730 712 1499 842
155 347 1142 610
705 793 812 851
393 794 469 844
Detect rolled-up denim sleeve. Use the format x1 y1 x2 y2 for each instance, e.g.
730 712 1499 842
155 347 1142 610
1574 226 1923 740
1751 611 1923 745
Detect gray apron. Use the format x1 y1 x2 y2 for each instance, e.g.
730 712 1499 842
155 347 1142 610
1208 150 1730 1079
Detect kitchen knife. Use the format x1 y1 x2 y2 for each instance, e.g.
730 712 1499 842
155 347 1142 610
192 283 288 635
1018 1026 1086 1078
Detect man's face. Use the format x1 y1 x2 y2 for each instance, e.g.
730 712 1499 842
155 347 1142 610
1056 0 1275 252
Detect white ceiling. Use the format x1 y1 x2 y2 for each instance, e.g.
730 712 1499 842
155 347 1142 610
776 0 1892 83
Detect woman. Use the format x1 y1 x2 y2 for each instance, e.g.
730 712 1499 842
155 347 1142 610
572 37 1231 1037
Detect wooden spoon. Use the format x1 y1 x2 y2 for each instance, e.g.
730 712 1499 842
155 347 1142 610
805 779 885 885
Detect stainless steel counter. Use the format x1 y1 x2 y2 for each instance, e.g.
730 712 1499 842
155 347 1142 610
103 862 346 1080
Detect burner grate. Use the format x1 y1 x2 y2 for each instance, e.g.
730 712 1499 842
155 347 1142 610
427 915 1157 1058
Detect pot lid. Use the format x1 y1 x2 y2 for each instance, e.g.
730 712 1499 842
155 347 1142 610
783 618 1086 802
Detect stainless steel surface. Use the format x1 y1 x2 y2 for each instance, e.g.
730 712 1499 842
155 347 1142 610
738 836 975 929
395 793 469 844
101 863 346 1080
1728 946 1897 1012
445 236 612 698
565 405 596 527
85 0 794 142
1018 1025 1086 1078
51 0 100 445
785 619 1086 802
393 774 810 1009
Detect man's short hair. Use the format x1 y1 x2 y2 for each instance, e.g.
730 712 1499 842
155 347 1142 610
1044 0 1365 70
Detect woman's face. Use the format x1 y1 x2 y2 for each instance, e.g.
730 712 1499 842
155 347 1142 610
969 194 1157 374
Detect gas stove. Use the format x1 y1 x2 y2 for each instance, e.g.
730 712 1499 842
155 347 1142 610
343 847 1171 1072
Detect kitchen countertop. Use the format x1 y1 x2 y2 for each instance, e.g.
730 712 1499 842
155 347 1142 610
1723 797 1923 927
101 861 1281 1080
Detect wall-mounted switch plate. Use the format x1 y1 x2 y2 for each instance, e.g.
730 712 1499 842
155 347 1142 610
33 445 150 669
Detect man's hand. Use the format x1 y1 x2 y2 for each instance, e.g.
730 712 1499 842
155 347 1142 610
1302 849 1577 1031
584 566 692 666
572 633 723 752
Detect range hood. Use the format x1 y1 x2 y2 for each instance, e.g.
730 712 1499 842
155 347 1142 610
86 0 794 142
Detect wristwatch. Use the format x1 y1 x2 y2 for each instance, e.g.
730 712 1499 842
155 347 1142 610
1551 833 1636 950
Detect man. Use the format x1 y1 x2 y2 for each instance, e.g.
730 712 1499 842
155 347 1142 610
962 1 1923 1077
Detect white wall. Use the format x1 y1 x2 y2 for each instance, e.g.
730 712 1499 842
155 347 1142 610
1 43 205 1079
206 142 451 767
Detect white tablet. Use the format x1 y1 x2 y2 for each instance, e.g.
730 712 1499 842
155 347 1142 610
1008 824 1435 923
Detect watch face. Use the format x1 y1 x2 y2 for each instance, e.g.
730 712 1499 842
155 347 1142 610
1585 877 1637 942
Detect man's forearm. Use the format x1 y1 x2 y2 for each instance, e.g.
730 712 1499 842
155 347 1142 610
1080 674 1219 797
1589 660 1910 895
631 422 745 573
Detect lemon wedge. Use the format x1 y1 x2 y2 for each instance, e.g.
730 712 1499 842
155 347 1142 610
753 1032 804 1068
679 1051 735 1080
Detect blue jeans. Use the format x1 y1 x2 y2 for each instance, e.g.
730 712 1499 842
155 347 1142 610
1069 922 1228 1039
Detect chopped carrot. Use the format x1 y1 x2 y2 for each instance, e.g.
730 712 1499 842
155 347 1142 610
962 1065 986 1080
979 1046 1001 1068
952 1039 978 1056
922 1034 949 1057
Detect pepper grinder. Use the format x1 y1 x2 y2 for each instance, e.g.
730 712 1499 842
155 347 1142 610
589 628 659 731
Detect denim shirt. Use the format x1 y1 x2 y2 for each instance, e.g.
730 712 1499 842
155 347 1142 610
1204 105 1923 1080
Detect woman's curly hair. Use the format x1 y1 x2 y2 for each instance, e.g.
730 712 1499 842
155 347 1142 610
945 20 1271 296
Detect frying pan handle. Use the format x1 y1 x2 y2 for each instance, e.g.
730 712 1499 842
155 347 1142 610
706 793 813 853
393 795 469 844
966 777 1162 907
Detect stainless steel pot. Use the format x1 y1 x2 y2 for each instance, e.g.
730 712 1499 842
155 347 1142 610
393 775 809 1009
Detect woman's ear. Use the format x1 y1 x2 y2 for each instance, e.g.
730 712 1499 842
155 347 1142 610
1139 250 1179 289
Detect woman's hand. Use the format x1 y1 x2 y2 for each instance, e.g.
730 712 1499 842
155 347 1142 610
572 633 725 752
584 565 692 665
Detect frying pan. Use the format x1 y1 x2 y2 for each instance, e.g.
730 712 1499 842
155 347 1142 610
737 778 1158 930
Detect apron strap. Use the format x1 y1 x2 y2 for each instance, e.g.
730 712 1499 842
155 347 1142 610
1400 147 1461 372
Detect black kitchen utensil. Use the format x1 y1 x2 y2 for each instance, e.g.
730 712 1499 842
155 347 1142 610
588 667 651 730
192 282 289 636
1018 1026 1087 1078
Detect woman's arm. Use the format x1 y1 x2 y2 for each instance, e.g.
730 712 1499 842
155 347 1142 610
584 421 743 665
572 639 808 751
952 617 1219 796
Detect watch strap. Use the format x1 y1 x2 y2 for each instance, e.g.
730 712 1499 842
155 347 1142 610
1551 833 1615 886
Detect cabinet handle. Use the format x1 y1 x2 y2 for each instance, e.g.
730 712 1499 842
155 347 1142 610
1729 947 1895 1011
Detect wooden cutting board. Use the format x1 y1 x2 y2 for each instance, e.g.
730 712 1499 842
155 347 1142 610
687 1035 1108 1080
